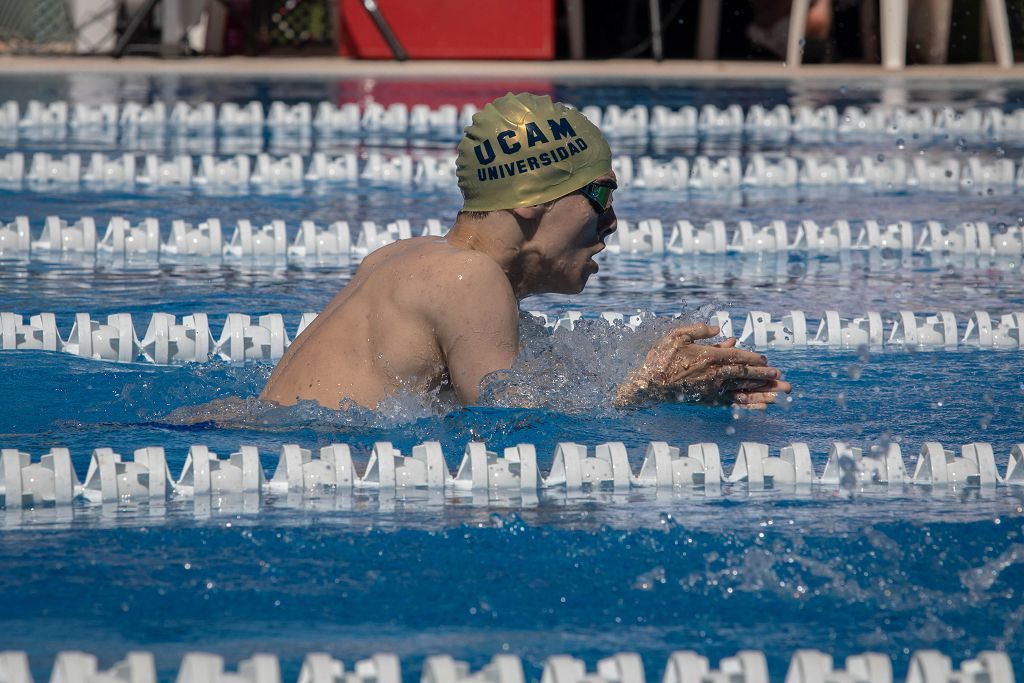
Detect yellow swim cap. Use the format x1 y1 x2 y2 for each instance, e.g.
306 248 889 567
456 92 612 212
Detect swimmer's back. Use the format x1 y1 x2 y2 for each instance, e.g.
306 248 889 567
259 236 516 409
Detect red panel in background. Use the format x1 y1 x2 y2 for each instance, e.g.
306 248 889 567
327 80 555 108
339 0 554 60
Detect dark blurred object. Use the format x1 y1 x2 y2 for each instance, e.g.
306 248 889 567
1013 0 1024 60
944 0 1017 63
556 0 809 60
556 0 696 59
220 0 337 54
832 1 866 60
554 0 1019 65
360 0 406 60
338 0 554 59
115 0 219 57
114 0 169 56
266 0 334 50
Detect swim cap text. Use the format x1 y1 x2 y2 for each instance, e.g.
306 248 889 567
475 137 590 183
473 117 579 165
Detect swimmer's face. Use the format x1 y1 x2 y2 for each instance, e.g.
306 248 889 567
531 172 618 295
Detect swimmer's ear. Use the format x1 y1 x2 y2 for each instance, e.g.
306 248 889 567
511 204 546 222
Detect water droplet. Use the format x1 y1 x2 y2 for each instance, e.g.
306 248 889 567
896 138 905 149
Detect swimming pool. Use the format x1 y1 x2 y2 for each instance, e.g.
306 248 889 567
0 73 1023 683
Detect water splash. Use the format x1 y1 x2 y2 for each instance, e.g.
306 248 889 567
157 308 719 427
159 385 455 431
153 357 456 430
477 309 719 413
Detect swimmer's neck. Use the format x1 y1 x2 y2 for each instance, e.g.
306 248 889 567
446 212 539 299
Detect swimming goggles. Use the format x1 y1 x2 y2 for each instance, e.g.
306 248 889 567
579 181 616 214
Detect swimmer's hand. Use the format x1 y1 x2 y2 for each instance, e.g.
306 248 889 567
613 323 792 409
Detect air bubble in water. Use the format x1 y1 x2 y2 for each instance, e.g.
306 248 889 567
896 138 905 150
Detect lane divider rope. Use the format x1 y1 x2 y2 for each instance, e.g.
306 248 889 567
1 151 1022 194
4 98 1024 141
0 647 1014 683
1 216 1022 260
2 440 1023 509
0 309 1021 363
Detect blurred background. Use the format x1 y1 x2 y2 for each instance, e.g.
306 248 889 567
1 0 1023 66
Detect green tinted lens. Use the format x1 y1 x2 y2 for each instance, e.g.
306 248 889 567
580 183 613 213
591 184 613 210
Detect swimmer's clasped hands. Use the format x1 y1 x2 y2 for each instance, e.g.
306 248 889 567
613 323 792 409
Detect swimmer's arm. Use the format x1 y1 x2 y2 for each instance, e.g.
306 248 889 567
429 260 520 406
614 324 792 408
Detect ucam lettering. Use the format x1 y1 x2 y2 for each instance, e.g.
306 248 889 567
472 117 579 165
474 137 590 182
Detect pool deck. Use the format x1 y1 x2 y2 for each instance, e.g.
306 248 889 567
2 56 1024 81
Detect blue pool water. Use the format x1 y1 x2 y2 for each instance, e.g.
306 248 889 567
1 75 1023 682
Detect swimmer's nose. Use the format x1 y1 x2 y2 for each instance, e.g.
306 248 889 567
598 207 618 241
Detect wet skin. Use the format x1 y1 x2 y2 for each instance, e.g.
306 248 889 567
260 172 791 410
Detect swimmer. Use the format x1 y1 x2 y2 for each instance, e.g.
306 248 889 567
260 92 791 410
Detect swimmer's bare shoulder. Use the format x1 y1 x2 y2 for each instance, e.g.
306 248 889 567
260 236 519 408
393 238 520 404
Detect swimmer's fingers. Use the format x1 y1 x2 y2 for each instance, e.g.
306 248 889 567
677 365 773 388
704 346 769 366
722 377 792 393
722 378 779 392
648 344 764 379
708 364 781 382
731 390 786 409
665 323 719 345
734 401 769 410
715 337 738 348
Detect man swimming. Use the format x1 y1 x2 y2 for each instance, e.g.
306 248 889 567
260 93 790 410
